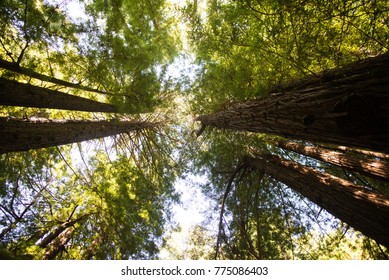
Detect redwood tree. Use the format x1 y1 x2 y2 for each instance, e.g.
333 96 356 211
42 227 75 260
197 54 389 153
37 214 89 249
0 117 161 153
0 78 118 113
243 154 389 248
0 58 110 95
274 139 389 182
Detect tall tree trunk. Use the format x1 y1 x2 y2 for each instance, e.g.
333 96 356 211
0 117 161 153
0 58 111 95
38 214 89 248
324 145 389 161
197 53 389 153
274 139 389 182
0 77 118 113
82 235 102 260
243 154 389 248
43 227 75 260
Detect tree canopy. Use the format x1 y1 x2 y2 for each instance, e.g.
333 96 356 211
1 0 388 259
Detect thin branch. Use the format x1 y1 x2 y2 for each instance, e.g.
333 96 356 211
245 0 278 16
0 34 16 62
277 184 296 260
16 0 31 64
67 205 79 222
0 204 16 221
55 146 92 189
0 58 115 96
215 161 246 259
374 241 389 259
0 181 50 239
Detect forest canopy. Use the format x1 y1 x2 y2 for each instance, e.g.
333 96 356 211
0 0 388 260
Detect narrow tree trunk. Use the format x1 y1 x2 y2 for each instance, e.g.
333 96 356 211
0 117 161 153
82 235 102 260
43 227 75 260
243 154 389 248
197 53 389 153
38 215 88 248
0 58 111 95
275 139 389 182
327 145 389 160
0 77 118 112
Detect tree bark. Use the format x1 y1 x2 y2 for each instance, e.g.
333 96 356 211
326 145 389 161
0 77 118 112
42 227 75 260
275 139 389 182
197 53 389 153
0 58 111 95
243 154 389 248
38 215 88 249
0 117 161 153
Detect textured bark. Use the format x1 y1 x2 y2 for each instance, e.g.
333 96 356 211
0 77 118 112
275 140 389 182
0 58 111 95
244 154 389 248
38 215 88 248
330 145 389 160
197 53 389 153
43 227 75 260
0 117 161 153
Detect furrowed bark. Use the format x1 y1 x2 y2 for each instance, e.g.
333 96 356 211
0 117 161 153
38 215 88 249
42 227 75 260
275 140 389 182
197 53 389 153
244 154 389 248
0 77 118 112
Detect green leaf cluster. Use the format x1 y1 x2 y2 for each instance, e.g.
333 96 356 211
186 0 388 114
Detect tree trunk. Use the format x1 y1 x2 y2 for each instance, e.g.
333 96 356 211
0 117 161 153
0 77 118 113
0 58 111 95
243 154 389 248
197 53 389 153
38 214 89 248
82 235 101 260
42 227 75 260
275 139 389 182
324 145 389 161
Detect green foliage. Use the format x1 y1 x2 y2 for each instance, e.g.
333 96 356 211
0 148 67 259
64 153 170 259
185 0 388 114
0 0 180 114
179 0 389 259
80 0 180 113
0 127 180 259
0 0 79 57
162 225 216 260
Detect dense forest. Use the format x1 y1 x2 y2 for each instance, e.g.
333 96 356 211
0 0 388 260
